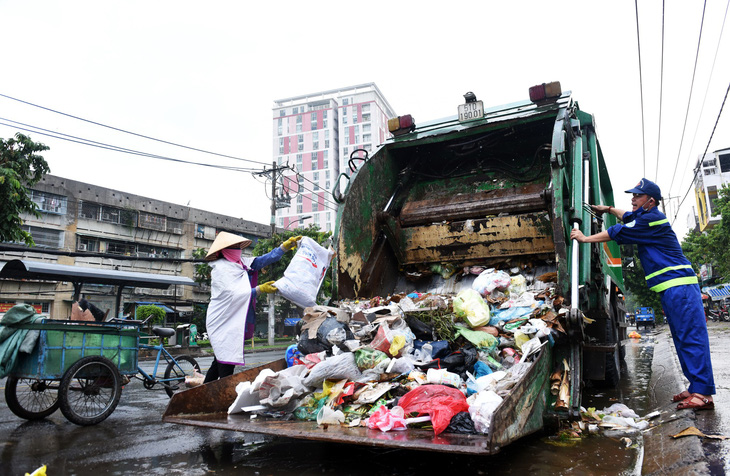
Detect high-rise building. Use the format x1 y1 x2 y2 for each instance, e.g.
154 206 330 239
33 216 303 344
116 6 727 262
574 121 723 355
272 83 396 232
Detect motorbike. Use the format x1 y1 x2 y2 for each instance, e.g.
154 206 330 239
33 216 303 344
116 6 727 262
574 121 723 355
708 307 730 322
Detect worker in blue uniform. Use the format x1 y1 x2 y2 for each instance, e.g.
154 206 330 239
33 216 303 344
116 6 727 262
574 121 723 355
571 178 715 411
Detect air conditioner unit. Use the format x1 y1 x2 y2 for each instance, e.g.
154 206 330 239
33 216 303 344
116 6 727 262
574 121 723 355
78 244 87 251
173 228 183 234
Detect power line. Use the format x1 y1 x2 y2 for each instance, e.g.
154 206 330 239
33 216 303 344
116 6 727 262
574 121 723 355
668 0 707 195
677 0 730 194
0 119 258 173
672 80 730 225
654 0 666 182
634 0 647 176
0 92 269 166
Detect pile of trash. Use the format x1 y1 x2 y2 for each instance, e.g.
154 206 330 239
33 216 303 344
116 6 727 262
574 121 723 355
228 268 574 436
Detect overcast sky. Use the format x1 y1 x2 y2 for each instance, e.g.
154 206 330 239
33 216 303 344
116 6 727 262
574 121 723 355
1 0 729 240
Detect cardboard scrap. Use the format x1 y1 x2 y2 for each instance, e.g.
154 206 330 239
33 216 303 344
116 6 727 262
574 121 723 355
671 426 730 440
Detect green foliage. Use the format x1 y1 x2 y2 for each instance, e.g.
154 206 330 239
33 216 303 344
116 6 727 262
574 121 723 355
0 133 51 245
192 248 212 285
136 304 166 325
682 186 730 283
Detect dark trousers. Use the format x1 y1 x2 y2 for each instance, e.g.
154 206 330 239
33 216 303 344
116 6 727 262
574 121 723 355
203 357 235 383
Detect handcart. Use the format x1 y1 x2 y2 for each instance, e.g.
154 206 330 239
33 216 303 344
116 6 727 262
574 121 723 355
5 319 139 426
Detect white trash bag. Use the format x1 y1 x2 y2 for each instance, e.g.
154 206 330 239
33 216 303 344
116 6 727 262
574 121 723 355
275 237 335 308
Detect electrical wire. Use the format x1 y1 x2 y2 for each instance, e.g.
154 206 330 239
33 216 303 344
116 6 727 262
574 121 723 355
668 0 708 195
634 0 648 176
677 0 730 194
0 119 258 173
672 80 730 225
0 92 269 166
654 0 666 182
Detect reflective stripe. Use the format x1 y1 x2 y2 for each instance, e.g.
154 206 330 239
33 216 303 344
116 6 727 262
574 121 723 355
648 218 669 226
650 276 699 292
645 264 694 280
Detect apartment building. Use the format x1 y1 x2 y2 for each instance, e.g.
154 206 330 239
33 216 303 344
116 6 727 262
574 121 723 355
272 83 396 232
0 174 271 320
692 146 730 232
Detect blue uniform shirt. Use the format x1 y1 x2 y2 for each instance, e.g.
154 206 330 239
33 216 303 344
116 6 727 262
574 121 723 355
607 207 698 292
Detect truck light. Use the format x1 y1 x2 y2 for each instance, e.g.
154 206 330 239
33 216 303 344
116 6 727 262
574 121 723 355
387 114 416 135
529 81 562 102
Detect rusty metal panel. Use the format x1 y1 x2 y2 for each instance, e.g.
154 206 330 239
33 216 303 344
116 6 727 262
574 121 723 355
489 344 551 450
163 359 287 418
400 183 547 226
163 412 496 455
402 212 555 265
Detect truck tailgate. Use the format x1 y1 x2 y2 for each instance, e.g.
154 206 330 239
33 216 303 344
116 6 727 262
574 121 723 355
162 345 552 455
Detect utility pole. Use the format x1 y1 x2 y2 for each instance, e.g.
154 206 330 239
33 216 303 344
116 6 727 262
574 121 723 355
253 162 292 345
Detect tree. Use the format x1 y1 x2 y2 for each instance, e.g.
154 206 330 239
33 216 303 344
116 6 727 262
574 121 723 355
681 186 730 282
0 133 51 246
620 244 663 322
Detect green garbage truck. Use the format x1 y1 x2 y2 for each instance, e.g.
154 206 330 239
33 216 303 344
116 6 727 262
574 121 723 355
164 82 628 454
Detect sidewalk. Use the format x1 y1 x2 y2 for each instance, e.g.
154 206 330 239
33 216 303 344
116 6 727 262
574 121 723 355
641 324 711 474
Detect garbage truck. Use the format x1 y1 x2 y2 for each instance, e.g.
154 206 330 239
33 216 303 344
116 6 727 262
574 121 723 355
163 82 628 454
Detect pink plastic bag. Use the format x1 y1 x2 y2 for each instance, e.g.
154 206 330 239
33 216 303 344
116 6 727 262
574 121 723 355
366 405 408 432
398 384 470 435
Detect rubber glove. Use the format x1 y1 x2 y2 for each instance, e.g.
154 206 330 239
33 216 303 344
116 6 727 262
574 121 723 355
281 235 302 251
257 281 278 294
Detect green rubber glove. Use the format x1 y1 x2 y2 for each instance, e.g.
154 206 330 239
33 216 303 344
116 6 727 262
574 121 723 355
281 235 302 251
257 281 278 294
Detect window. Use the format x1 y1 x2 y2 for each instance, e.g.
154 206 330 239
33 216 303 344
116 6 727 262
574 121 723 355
354 135 359 144
363 133 371 143
79 201 100 220
312 131 319 150
21 225 63 248
362 104 370 112
277 118 283 136
296 154 303 168
30 190 67 214
279 137 284 154
311 113 317 130
343 115 348 124
343 147 348 156
311 153 318 170
280 109 286 117
352 113 357 124
345 135 350 145
362 113 371 122
138 212 166 231
343 98 349 105
298 134 304 152
719 154 730 173
297 194 303 203
297 204 303 214
323 150 328 168
312 200 319 212
363 124 371 132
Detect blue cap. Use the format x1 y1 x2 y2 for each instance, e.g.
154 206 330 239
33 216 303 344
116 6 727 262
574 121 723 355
625 178 662 201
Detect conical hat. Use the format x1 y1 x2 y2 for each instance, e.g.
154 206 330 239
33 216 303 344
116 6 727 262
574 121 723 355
205 231 253 261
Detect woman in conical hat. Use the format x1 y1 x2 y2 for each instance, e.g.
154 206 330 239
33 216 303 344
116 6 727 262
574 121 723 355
203 232 301 382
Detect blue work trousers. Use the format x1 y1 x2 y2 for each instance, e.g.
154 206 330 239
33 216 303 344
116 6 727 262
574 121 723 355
661 284 715 395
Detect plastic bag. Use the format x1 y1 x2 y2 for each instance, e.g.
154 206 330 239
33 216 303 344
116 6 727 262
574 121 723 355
467 390 503 434
366 405 408 432
302 352 362 388
452 289 490 328
398 384 470 435
275 237 334 308
472 269 511 297
406 315 433 341
354 347 389 370
455 327 498 350
509 275 527 296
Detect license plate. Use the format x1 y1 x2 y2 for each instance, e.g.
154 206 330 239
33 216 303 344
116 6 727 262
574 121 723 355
458 100 484 123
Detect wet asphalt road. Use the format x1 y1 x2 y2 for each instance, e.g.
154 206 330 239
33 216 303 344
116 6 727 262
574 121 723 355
1 325 728 475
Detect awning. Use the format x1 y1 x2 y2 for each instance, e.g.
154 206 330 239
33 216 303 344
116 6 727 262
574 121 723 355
0 259 195 289
704 285 730 301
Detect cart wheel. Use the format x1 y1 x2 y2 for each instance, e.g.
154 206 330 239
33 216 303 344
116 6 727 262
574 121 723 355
4 376 60 420
59 356 122 426
163 355 201 397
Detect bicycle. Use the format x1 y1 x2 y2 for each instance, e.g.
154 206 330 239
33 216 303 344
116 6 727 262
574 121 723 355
5 317 202 426
131 320 202 397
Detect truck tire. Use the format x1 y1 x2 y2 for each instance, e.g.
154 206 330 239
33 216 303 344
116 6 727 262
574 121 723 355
59 356 122 426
